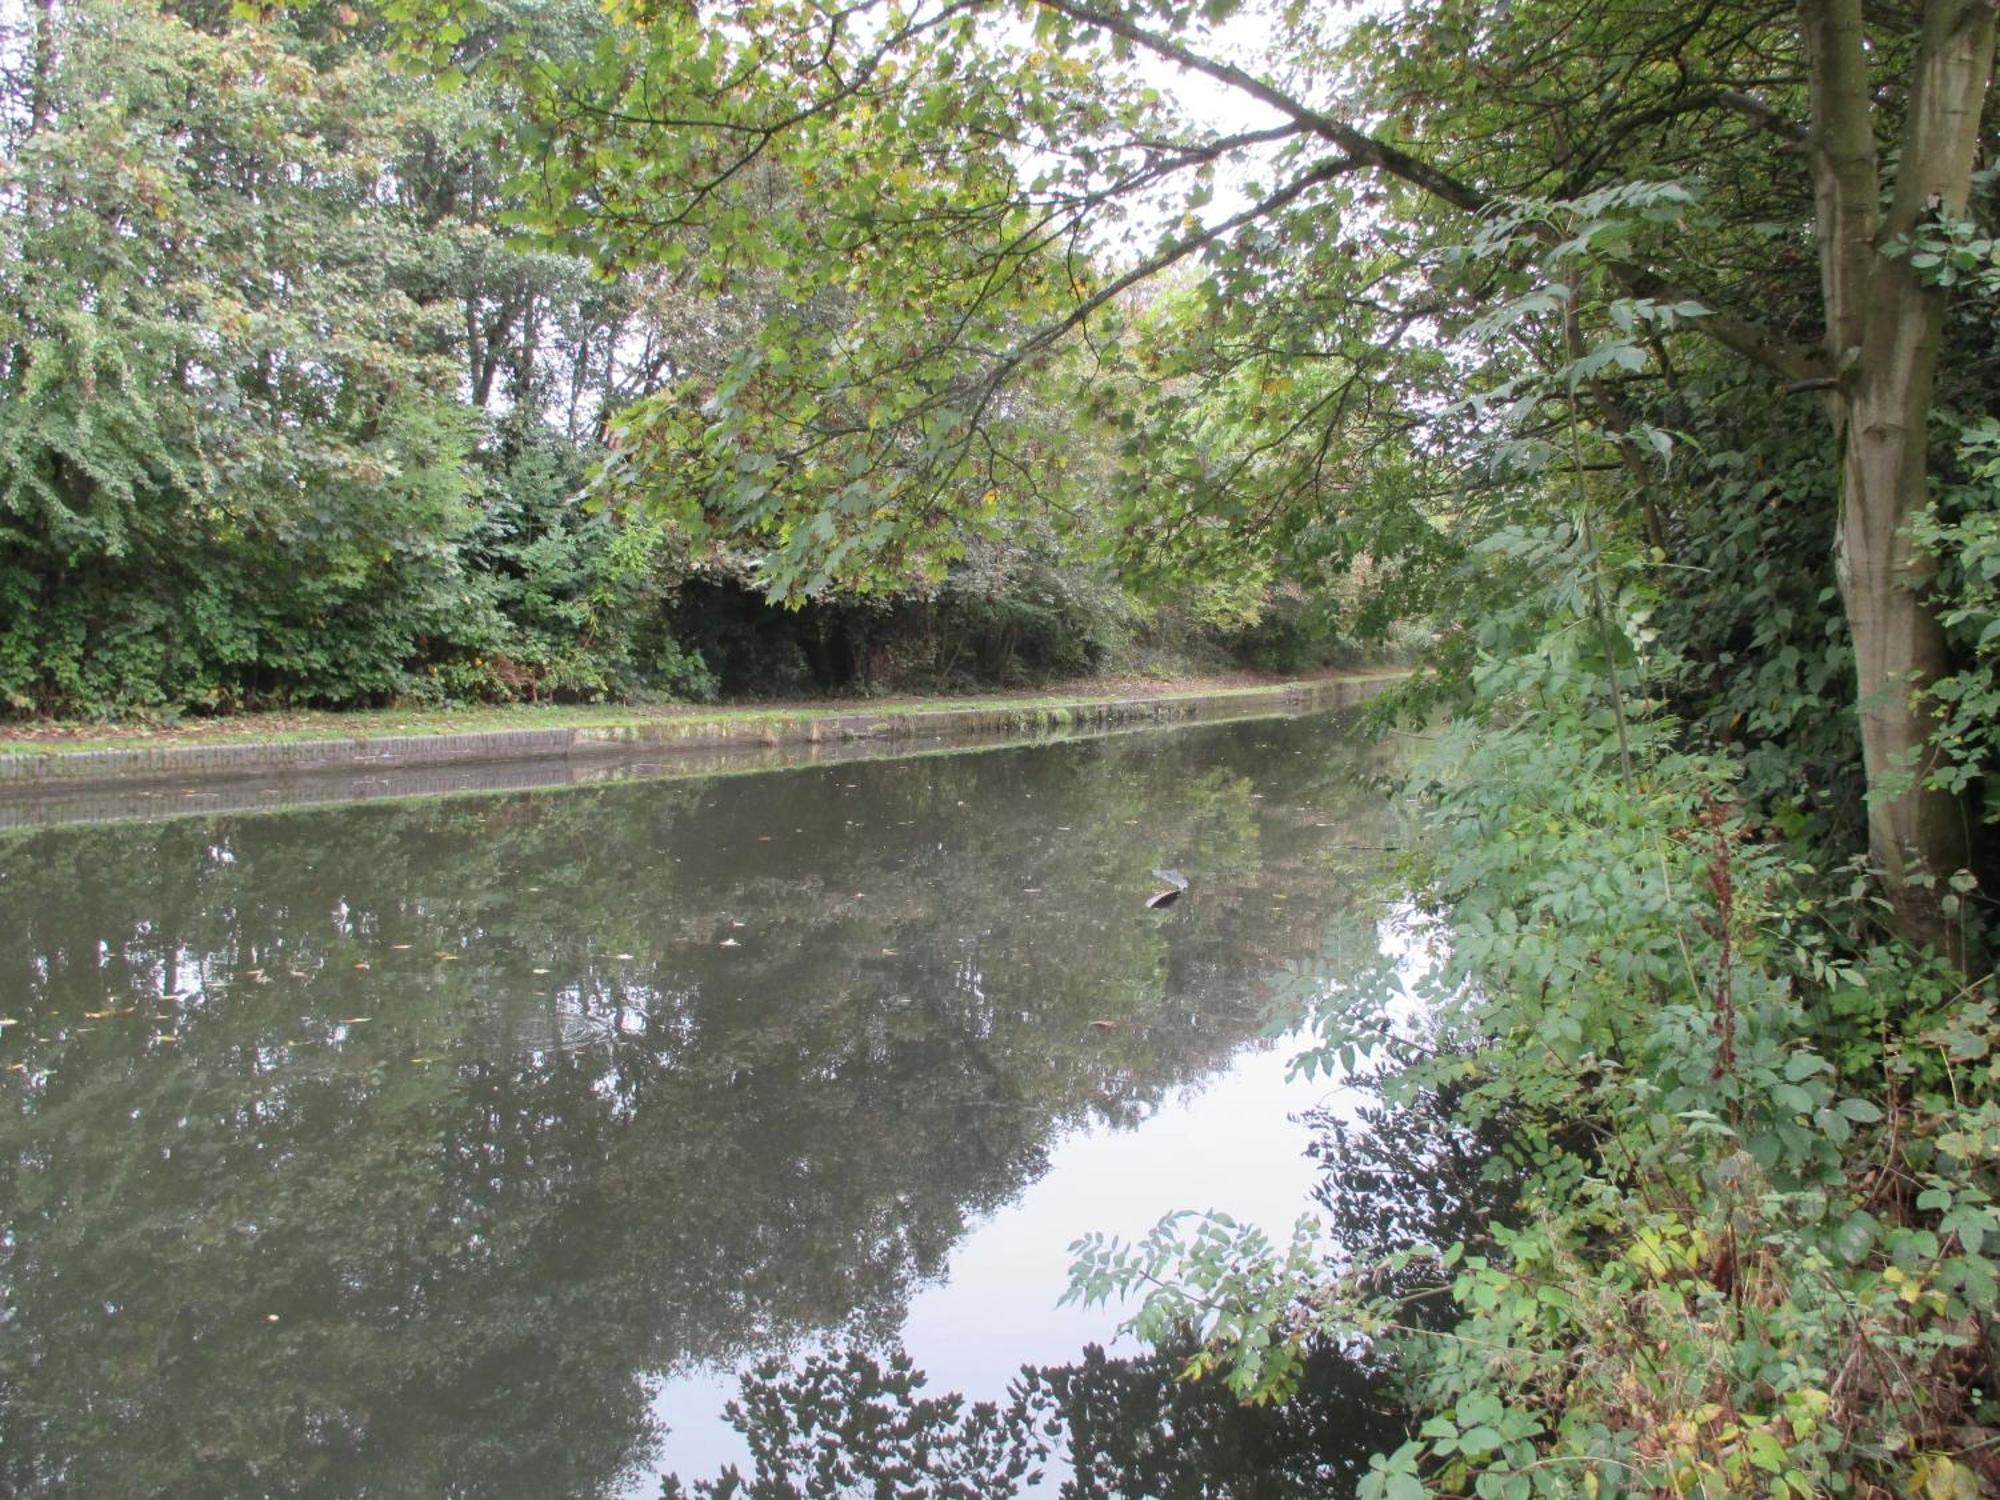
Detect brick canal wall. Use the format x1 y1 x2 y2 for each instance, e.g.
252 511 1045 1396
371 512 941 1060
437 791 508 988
0 674 1400 830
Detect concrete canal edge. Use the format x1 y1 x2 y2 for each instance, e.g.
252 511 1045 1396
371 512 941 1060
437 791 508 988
0 673 1403 795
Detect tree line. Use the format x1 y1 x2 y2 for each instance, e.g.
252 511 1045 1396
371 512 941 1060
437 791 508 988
0 0 1357 721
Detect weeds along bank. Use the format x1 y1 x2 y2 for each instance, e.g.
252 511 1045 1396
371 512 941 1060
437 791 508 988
1074 651 2000 1497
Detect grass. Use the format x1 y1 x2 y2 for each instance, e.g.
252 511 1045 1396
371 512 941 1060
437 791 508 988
0 671 1404 755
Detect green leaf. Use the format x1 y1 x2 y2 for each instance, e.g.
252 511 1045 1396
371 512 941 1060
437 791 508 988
1832 1210 1878 1265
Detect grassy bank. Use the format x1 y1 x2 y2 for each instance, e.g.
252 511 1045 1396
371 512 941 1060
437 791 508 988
0 672 1400 755
0 672 1407 799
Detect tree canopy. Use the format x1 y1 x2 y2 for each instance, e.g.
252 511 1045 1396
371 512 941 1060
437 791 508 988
394 0 1997 947
1 0 1347 719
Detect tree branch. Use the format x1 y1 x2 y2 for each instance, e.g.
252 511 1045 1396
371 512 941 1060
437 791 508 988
1029 0 1493 215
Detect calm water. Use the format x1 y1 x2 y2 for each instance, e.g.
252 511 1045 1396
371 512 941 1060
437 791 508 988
0 712 1405 1498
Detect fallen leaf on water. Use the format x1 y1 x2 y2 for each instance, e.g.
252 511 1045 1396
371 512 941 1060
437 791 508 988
1145 889 1181 910
1089 1020 1118 1032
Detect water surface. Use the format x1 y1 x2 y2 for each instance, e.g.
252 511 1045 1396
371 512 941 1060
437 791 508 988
0 712 1401 1497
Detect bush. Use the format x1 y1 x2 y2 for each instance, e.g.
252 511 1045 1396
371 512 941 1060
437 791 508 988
1068 574 2000 1496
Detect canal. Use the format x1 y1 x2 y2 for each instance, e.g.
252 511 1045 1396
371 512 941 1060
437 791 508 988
0 710 1411 1497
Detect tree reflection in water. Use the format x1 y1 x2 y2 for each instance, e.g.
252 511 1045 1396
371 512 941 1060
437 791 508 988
661 1335 1405 1499
0 713 1407 1498
658 1066 1509 1499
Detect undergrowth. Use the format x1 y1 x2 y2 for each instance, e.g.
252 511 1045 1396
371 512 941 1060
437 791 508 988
1068 666 2000 1498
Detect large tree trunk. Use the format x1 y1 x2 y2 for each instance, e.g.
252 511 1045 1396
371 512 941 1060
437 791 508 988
1801 0 1995 955
1839 352 1967 953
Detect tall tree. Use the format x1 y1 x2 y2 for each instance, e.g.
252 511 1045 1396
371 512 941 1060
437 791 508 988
1799 0 1994 946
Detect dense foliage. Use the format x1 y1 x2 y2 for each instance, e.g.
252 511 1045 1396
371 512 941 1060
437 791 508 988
0 1 1353 720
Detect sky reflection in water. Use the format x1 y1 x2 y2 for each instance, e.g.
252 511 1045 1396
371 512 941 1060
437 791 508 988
0 711 1404 1499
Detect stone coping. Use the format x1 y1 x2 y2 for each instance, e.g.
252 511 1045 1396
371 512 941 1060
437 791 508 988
0 675 1400 830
